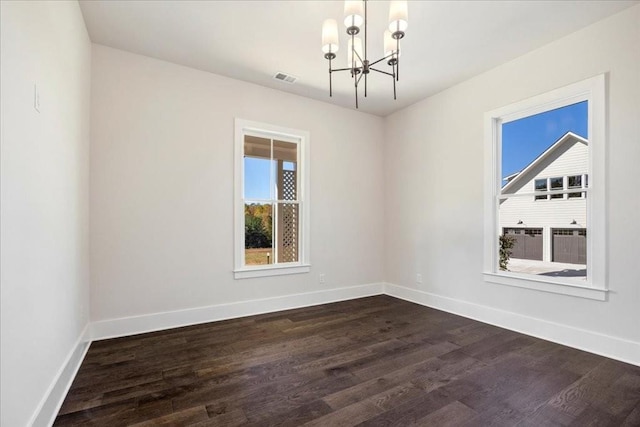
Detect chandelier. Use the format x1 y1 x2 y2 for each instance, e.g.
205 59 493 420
322 0 408 108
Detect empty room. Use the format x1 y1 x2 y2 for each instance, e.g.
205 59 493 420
2 0 640 426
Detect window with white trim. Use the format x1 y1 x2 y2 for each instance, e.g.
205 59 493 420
484 75 607 300
234 119 310 279
534 174 588 201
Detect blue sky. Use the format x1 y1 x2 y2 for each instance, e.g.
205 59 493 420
244 158 273 200
244 158 296 200
502 101 588 179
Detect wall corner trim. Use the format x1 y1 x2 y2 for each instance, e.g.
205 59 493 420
29 324 92 427
383 283 640 367
90 283 386 341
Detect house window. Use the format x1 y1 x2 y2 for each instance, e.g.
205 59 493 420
568 174 588 198
549 176 564 199
484 75 607 300
534 179 547 200
534 174 589 201
234 119 310 279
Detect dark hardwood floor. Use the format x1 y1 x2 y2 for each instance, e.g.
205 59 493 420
54 296 640 426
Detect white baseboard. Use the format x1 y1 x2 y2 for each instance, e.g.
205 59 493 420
384 283 640 366
31 281 639 427
91 283 385 341
91 282 639 365
29 324 91 427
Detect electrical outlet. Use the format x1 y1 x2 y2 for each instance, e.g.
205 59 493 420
319 273 326 284
416 273 422 284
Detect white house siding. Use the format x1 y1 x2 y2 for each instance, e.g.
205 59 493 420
500 139 588 262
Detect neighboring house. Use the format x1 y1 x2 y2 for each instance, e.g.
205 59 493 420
500 132 588 264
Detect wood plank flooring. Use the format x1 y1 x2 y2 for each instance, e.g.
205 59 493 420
54 296 640 426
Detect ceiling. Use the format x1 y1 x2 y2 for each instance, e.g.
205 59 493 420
79 0 638 116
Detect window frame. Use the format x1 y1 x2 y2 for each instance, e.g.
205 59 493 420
567 174 587 199
549 176 564 199
534 178 548 200
234 119 310 279
483 75 607 300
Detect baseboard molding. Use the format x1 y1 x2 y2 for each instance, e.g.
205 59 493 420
91 283 385 341
27 280 639 427
29 324 91 427
384 283 640 366
30 282 639 427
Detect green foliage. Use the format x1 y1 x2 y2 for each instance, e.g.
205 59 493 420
499 234 516 271
245 204 272 249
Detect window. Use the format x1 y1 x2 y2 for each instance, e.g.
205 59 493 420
568 174 587 198
549 176 564 199
534 175 588 200
484 75 607 300
234 119 310 279
534 179 547 200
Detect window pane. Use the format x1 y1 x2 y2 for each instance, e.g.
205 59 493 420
502 101 588 184
273 140 297 162
568 175 582 198
550 177 564 189
534 179 547 200
276 202 299 263
498 200 587 280
549 177 564 199
244 203 273 265
567 175 581 188
244 136 272 200
499 101 588 280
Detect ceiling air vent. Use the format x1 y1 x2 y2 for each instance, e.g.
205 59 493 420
273 72 297 84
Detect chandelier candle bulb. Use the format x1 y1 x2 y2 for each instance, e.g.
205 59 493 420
388 0 408 36
322 19 339 56
344 0 364 32
384 30 399 58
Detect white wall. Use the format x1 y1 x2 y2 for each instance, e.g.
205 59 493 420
90 45 385 323
0 2 91 426
384 5 640 349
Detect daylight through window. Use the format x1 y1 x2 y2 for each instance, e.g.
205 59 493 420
234 119 310 279
484 75 607 300
500 103 588 279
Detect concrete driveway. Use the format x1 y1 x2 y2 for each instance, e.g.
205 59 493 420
506 258 586 278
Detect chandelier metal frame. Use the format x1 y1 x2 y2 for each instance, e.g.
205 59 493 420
322 0 407 109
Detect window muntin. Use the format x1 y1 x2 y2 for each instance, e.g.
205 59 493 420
234 119 310 279
484 75 607 300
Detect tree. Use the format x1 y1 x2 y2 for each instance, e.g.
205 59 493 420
244 203 273 249
499 234 516 271
245 215 271 248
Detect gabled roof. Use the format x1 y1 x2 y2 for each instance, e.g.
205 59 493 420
501 131 588 195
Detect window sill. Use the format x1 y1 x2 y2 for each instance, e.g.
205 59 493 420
234 264 311 279
483 272 607 301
